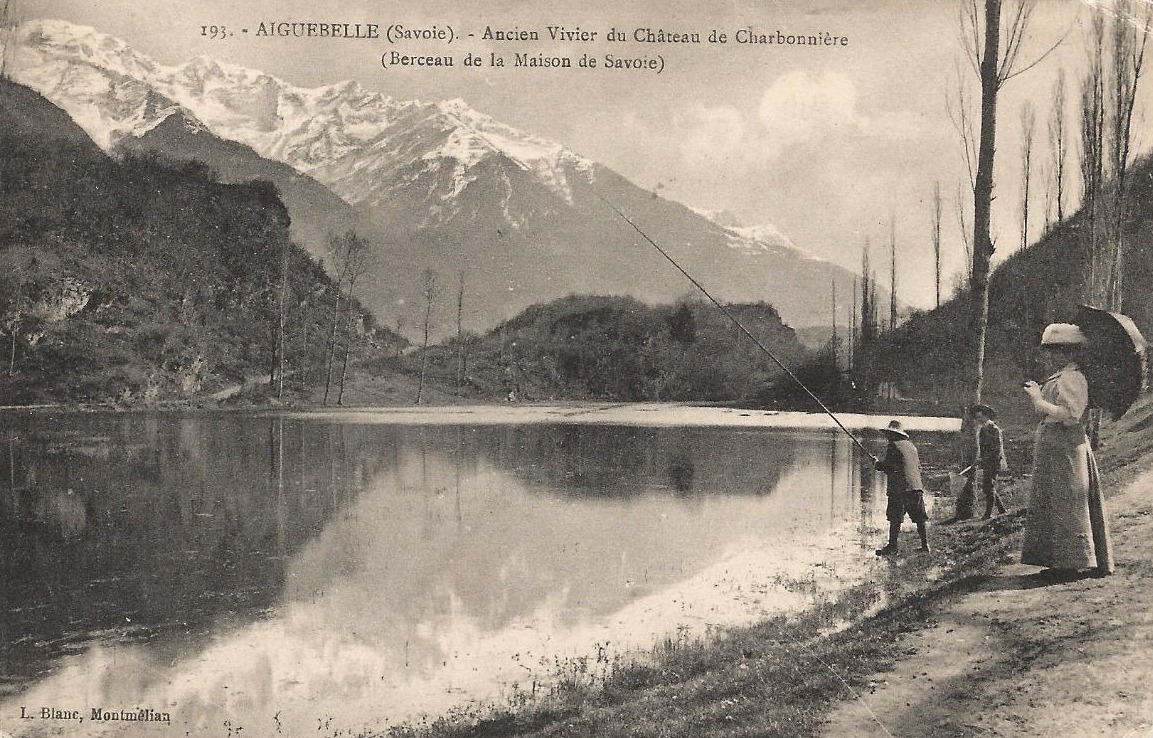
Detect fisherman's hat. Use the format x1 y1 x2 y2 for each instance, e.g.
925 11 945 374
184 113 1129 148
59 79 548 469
880 419 909 439
1040 323 1087 346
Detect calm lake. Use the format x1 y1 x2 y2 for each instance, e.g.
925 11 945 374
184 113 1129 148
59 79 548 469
0 408 957 737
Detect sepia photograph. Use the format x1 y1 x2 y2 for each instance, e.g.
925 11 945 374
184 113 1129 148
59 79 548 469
0 0 1151 736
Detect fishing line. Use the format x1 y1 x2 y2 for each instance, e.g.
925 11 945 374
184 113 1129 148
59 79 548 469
773 621 898 738
592 190 874 457
595 191 901 737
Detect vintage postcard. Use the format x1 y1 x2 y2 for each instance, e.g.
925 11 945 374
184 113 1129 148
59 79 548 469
1 0 1150 736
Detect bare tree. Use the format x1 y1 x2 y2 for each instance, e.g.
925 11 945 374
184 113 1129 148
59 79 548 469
1 270 26 377
958 0 1062 402
856 240 879 392
322 230 368 405
1020 101 1036 250
336 245 370 405
956 181 974 286
965 0 1004 402
947 61 978 192
830 279 838 367
888 215 898 333
276 225 288 399
455 271 466 396
415 268 439 405
1049 68 1069 225
849 277 858 372
1105 0 1151 309
932 181 943 309
1079 0 1150 310
1081 11 1108 305
859 239 878 348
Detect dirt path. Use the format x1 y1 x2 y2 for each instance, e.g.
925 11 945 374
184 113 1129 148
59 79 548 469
823 469 1153 738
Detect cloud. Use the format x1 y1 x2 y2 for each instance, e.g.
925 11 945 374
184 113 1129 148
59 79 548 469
757 70 860 148
678 103 747 167
674 72 864 170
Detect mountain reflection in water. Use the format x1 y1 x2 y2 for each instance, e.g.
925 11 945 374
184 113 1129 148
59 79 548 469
0 412 893 737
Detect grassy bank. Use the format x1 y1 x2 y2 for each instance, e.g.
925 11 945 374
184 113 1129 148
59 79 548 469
382 501 1033 738
380 399 1153 738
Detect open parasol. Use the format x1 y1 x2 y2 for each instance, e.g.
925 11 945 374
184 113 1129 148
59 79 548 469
1076 304 1148 420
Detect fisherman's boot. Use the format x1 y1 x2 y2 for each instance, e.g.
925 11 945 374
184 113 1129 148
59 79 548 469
876 522 901 556
984 485 1007 519
917 522 931 553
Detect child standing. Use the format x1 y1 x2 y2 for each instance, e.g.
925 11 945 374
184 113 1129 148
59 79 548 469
873 420 930 555
972 403 1009 519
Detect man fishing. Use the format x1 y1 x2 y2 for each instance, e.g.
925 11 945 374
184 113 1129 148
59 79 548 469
872 419 931 556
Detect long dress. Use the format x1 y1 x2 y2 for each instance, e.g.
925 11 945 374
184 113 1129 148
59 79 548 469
1020 363 1114 573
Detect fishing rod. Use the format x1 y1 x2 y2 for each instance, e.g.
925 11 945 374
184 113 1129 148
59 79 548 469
592 190 875 458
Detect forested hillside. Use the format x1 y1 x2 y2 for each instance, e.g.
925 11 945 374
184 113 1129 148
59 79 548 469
410 295 811 403
116 110 373 273
866 155 1153 417
0 80 394 404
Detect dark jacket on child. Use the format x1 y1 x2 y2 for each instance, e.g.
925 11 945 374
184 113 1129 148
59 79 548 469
977 419 1007 473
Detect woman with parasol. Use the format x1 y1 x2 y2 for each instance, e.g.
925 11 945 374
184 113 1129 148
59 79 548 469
1021 322 1114 579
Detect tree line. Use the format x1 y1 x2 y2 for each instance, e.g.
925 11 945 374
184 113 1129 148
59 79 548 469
405 294 812 404
843 0 1150 413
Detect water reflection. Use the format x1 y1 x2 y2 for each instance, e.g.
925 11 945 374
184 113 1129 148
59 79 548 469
0 412 896 737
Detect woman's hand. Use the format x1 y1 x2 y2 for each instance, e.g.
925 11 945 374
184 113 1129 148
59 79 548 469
1023 380 1042 400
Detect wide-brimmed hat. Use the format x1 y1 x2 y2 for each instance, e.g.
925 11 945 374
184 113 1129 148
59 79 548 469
970 403 997 419
1041 323 1088 346
880 419 909 438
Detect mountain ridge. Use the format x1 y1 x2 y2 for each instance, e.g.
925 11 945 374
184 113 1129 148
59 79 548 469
0 78 394 403
8 18 865 337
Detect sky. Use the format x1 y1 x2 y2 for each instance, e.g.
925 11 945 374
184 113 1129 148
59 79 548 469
15 0 1151 311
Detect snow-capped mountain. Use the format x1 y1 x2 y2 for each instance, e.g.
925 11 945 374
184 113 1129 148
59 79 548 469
7 19 862 336
688 207 828 263
9 20 591 209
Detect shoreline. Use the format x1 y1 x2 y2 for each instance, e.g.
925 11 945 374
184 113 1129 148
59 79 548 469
280 403 962 432
0 401 964 433
3 401 1143 736
821 454 1153 738
380 404 1153 738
